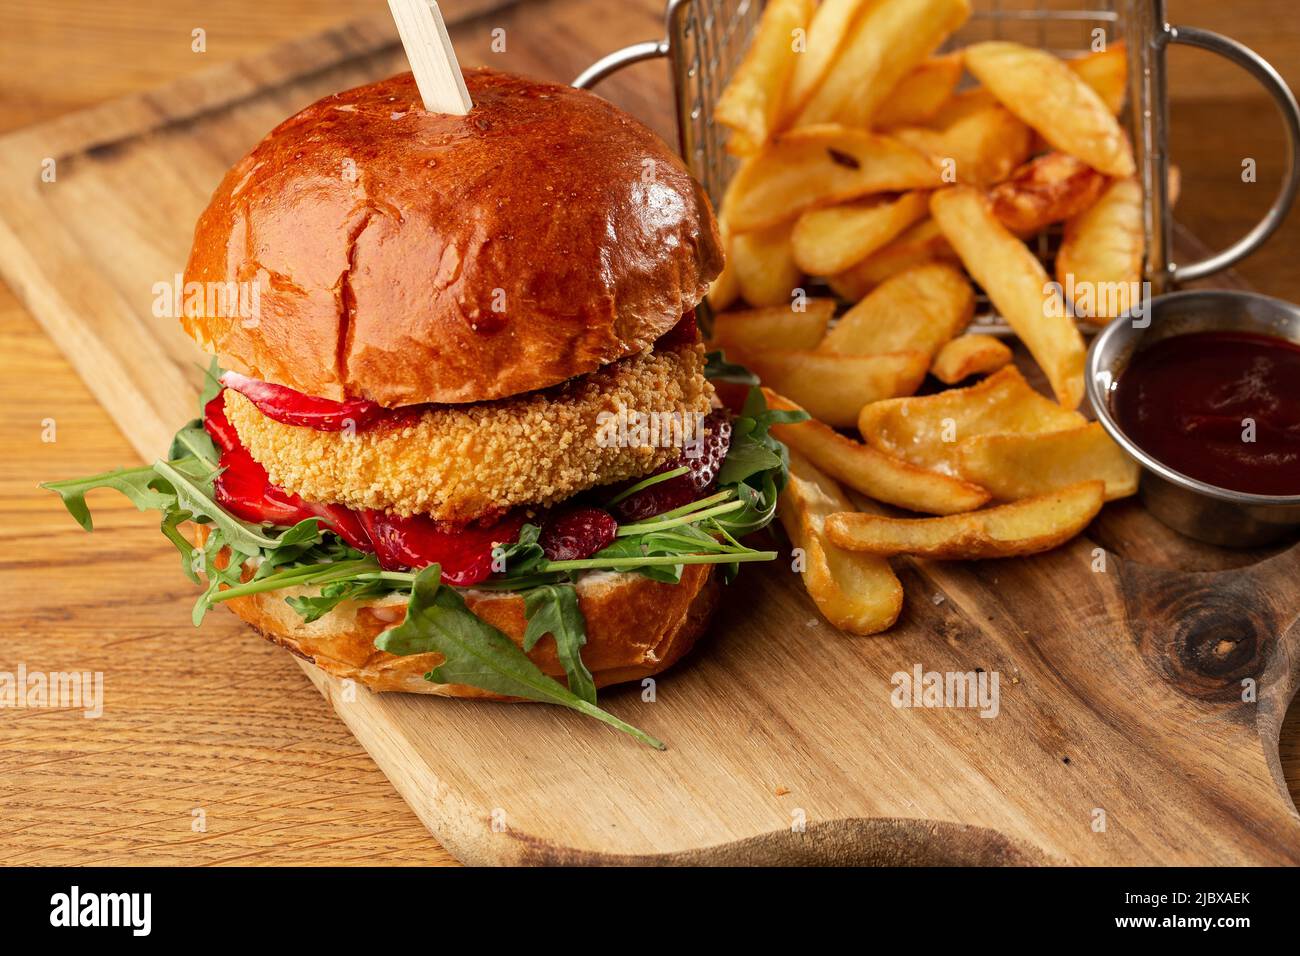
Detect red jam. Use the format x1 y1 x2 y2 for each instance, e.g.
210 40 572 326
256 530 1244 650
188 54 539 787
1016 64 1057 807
1112 330 1300 496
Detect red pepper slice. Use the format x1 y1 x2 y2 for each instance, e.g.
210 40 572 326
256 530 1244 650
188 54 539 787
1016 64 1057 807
213 446 318 527
359 509 527 585
203 392 242 453
221 371 384 432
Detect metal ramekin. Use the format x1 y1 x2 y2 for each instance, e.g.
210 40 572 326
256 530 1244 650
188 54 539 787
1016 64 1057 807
1087 289 1300 547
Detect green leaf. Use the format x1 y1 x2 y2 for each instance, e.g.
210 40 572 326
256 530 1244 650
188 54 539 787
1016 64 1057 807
522 584 596 705
198 356 225 409
153 457 294 552
715 435 783 487
703 349 759 384
376 566 663 749
40 465 177 532
287 578 388 624
160 508 202 585
168 418 219 468
716 389 806 488
492 523 546 577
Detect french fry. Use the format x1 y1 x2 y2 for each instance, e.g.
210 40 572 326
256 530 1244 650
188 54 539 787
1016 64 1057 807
781 0 875 124
707 214 741 312
791 190 930 275
819 262 973 357
989 152 1110 236
726 125 942 232
731 220 802 307
929 334 1013 384
717 0 815 156
1055 177 1143 323
874 53 965 128
1069 42 1127 115
857 365 1086 475
710 300 836 352
795 0 971 128
893 105 1034 188
766 389 990 515
827 218 958 300
964 41 1135 177
925 87 998 128
780 450 903 635
824 481 1105 559
740 349 929 427
956 423 1139 502
930 186 1086 408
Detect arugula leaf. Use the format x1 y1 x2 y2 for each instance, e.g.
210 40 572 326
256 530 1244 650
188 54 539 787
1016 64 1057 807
588 535 683 583
703 349 759 384
286 578 389 624
168 418 219 467
714 428 783 487
493 523 546 577
193 529 253 626
198 356 224 408
522 584 596 704
152 457 309 553
376 566 663 749
40 465 177 532
160 508 202 584
716 389 806 488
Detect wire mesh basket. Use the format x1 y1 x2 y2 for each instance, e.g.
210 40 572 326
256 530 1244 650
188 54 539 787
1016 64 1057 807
575 0 1300 327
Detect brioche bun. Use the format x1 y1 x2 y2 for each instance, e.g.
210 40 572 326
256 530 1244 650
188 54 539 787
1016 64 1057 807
228 563 718 697
197 516 716 696
182 68 723 407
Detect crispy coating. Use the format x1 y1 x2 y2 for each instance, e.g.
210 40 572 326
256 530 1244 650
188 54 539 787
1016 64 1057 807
225 344 713 521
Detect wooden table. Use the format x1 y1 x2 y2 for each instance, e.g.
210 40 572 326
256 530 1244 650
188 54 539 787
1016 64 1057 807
1 0 1297 867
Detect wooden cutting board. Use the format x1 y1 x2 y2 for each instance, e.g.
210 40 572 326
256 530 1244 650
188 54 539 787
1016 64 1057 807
2 0 1297 865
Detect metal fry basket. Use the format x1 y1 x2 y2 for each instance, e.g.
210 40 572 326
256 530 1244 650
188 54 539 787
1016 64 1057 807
575 0 1300 322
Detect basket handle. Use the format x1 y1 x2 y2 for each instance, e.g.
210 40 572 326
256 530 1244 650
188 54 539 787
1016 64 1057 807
1160 24 1300 282
572 39 669 89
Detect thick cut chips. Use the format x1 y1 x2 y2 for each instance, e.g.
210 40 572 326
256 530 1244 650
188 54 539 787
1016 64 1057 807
819 262 974 358
825 481 1105 559
780 450 903 635
857 365 1085 475
930 186 1086 408
767 389 989 515
956 423 1139 501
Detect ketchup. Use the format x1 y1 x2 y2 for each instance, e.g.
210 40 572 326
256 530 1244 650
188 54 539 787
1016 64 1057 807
1112 330 1300 496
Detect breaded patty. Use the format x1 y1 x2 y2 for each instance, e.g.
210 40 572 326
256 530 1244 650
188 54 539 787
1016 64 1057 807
225 343 713 522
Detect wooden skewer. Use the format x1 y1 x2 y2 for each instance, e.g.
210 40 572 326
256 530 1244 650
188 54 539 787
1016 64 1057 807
387 0 474 115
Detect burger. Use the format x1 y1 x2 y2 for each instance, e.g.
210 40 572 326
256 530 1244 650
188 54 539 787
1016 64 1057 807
42 68 802 748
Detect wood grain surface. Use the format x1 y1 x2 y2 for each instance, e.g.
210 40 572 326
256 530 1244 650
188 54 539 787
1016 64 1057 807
1 0 1298 866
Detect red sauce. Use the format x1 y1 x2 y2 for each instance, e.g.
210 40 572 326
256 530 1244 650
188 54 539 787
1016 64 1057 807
1112 330 1300 496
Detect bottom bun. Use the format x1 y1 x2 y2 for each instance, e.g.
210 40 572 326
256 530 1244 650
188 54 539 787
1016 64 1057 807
211 537 719 698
